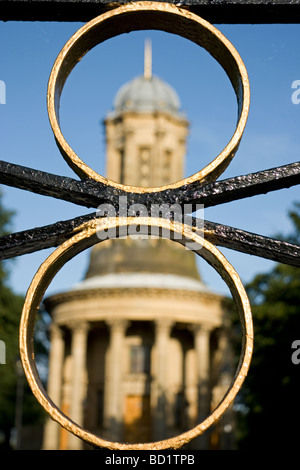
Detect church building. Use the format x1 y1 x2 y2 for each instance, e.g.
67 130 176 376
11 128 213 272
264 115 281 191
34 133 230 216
42 42 235 450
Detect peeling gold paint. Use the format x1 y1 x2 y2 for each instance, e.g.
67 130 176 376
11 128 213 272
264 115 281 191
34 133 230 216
20 2 253 450
47 1 250 191
20 217 253 450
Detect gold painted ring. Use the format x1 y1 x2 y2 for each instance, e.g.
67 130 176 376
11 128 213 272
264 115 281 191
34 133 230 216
19 217 253 450
47 1 250 192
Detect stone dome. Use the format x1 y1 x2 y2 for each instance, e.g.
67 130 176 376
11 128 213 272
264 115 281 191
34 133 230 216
113 74 181 115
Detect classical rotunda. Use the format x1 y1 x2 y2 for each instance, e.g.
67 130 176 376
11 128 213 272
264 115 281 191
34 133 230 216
42 42 235 450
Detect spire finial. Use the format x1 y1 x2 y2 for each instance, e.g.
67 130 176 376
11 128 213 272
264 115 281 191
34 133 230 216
144 39 152 80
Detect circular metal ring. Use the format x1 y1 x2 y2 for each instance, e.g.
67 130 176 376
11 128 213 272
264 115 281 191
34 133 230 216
19 217 253 450
47 1 250 192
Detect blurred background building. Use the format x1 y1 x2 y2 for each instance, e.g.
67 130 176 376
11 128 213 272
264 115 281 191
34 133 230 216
42 41 235 450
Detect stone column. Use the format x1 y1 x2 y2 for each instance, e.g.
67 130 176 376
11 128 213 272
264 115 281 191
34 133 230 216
193 324 212 449
153 319 173 440
212 329 235 450
42 323 65 450
68 321 89 450
104 319 128 441
124 128 135 184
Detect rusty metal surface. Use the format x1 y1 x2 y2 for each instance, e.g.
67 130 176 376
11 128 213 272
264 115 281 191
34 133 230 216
0 161 299 266
0 160 299 212
1 212 299 267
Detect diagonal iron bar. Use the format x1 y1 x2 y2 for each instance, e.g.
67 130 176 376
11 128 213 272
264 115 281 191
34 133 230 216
0 212 299 267
0 160 109 208
0 160 299 210
175 161 300 208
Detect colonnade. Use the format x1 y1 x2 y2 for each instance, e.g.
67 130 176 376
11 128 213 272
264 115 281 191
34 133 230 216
42 319 213 450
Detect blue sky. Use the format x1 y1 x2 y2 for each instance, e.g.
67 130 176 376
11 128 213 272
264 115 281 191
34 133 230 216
0 20 299 298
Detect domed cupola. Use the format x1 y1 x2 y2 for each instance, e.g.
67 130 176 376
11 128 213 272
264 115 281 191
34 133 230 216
112 40 181 116
104 39 189 188
114 74 181 115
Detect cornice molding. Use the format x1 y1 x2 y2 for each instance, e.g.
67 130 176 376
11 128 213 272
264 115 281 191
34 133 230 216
44 285 225 310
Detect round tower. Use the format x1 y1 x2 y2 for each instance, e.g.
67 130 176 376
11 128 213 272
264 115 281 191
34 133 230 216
87 39 200 287
42 42 234 451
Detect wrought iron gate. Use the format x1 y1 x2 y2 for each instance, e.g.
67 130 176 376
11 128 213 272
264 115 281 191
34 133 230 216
0 0 299 450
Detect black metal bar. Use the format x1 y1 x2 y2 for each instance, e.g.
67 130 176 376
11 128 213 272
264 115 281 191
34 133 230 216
1 0 300 23
172 161 300 208
1 160 299 210
0 160 110 208
202 219 300 268
0 213 94 260
0 212 299 267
